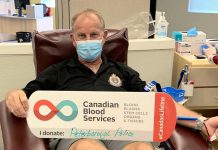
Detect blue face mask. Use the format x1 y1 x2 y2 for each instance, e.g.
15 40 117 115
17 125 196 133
76 40 103 62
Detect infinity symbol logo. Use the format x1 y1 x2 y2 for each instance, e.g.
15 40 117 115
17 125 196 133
34 100 78 121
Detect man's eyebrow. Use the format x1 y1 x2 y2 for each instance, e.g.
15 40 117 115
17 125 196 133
76 32 86 35
90 32 99 34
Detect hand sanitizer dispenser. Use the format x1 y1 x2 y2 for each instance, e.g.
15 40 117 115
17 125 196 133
156 12 169 38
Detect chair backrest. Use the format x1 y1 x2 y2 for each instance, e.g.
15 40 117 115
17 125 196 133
32 28 128 75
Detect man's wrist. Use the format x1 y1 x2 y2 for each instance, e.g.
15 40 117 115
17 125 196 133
195 116 208 132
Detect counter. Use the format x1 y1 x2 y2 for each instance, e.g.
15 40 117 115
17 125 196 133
0 15 53 42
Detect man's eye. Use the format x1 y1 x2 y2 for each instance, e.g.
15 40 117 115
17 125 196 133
90 33 99 38
78 34 86 39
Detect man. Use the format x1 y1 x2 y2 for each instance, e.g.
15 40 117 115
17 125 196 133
5 9 218 150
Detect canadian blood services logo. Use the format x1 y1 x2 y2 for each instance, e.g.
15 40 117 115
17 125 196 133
33 100 78 121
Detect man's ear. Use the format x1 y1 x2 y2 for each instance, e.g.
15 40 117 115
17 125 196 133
102 30 108 44
70 33 77 47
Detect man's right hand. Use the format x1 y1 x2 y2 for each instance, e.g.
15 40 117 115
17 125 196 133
5 90 29 118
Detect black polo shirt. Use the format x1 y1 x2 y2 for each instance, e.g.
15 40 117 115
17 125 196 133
23 54 146 98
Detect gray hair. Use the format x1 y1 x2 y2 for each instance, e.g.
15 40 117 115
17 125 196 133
71 9 105 32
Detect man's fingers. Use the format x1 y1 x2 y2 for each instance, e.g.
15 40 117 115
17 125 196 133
19 90 29 111
13 92 27 117
6 94 17 112
5 90 28 118
13 108 26 118
6 93 24 117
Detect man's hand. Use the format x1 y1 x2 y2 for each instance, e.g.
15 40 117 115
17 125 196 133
5 90 29 118
204 116 218 141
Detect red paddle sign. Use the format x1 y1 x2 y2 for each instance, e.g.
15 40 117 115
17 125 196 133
153 93 176 141
27 91 176 142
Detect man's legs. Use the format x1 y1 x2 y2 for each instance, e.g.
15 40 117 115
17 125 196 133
102 140 154 150
69 140 154 150
53 139 154 150
122 142 154 150
69 139 107 150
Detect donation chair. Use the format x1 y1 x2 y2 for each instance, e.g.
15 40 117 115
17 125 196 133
0 28 211 150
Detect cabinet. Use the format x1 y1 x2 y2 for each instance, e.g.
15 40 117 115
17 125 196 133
0 15 53 42
172 52 218 109
0 42 35 99
128 38 175 87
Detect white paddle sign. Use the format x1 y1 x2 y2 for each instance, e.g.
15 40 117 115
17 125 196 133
27 91 176 142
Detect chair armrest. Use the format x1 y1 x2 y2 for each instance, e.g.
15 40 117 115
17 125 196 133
166 124 211 150
0 101 49 150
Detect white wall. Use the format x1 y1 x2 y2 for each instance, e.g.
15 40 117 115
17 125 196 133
55 0 150 29
0 0 15 15
157 0 218 39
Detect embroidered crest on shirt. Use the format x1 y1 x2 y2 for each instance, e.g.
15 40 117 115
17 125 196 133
108 73 122 87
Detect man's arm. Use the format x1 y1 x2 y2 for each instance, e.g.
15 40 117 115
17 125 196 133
175 102 201 127
175 102 218 139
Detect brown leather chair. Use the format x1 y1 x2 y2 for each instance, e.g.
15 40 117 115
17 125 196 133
162 124 212 150
33 28 128 76
0 28 211 150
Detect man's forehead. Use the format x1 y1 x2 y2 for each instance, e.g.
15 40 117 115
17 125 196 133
74 17 102 33
74 25 102 34
74 13 101 26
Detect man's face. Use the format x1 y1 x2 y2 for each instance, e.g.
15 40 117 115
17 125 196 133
71 14 107 46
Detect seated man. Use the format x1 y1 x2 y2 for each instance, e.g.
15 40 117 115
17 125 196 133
5 9 218 150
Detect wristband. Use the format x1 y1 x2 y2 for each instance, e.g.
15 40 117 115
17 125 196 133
195 116 208 131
